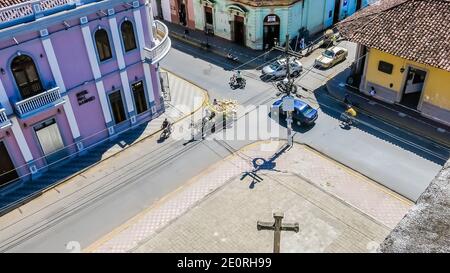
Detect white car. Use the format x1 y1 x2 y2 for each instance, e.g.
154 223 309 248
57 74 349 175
261 58 303 79
314 46 348 69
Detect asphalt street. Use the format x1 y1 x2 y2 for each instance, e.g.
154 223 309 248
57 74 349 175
0 39 447 252
163 39 447 200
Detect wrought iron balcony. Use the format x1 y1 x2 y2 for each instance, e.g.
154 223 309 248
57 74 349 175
14 87 65 118
0 0 76 29
143 20 171 65
0 104 11 129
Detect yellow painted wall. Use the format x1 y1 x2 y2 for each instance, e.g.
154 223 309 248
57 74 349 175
364 48 450 110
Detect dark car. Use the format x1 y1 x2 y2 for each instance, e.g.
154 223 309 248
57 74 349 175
270 98 318 126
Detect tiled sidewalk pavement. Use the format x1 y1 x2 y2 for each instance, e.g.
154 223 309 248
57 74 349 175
0 70 206 215
88 141 412 253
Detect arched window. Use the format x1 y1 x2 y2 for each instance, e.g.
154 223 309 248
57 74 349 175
121 21 137 52
95 29 112 61
11 55 43 99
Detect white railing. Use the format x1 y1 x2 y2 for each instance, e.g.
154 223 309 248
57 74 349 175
143 20 171 64
15 87 63 116
0 0 75 25
0 107 10 128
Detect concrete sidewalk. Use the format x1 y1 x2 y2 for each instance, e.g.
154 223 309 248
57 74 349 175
86 141 412 253
0 70 207 216
167 21 333 67
166 22 281 67
326 69 450 148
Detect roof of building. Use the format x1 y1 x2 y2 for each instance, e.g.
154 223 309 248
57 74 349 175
337 0 450 71
0 0 28 9
379 160 450 253
229 0 301 7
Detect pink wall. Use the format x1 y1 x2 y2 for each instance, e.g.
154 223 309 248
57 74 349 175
0 0 162 175
67 84 108 148
0 38 55 101
19 106 74 169
51 26 94 90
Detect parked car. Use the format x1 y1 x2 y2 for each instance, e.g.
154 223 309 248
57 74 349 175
262 58 303 79
270 98 318 126
314 46 348 69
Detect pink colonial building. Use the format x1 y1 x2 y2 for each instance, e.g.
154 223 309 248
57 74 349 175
0 0 170 187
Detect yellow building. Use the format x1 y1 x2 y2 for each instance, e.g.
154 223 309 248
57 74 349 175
337 0 450 126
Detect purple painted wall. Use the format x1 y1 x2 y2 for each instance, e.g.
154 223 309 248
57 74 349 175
140 7 153 48
0 38 55 102
51 26 94 90
0 0 165 182
67 85 108 148
19 106 74 169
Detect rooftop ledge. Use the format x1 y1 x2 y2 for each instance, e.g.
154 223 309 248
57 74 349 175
0 0 126 29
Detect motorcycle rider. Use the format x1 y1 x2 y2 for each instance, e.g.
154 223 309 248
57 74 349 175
235 70 243 86
162 118 172 133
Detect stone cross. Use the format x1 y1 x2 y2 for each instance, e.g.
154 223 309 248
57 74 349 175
257 212 299 253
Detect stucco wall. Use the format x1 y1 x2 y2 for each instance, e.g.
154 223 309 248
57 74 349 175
364 48 450 111
0 0 163 179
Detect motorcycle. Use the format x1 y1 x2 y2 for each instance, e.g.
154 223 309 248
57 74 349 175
229 75 246 90
226 52 239 62
159 123 172 140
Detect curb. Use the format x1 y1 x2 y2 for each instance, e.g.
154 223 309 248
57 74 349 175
325 83 450 149
0 71 209 217
169 32 243 63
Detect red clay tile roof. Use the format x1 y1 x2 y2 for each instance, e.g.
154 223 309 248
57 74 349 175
0 0 29 9
337 0 450 71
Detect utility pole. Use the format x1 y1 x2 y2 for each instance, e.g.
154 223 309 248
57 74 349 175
273 34 296 146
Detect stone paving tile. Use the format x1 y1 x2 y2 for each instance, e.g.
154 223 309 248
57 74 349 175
89 141 412 253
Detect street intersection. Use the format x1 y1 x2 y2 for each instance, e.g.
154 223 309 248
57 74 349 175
0 37 447 253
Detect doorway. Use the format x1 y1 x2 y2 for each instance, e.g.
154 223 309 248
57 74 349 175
333 0 341 24
34 118 66 164
132 81 148 115
400 67 427 109
204 6 214 34
356 0 363 11
263 14 280 50
155 0 163 19
177 0 187 26
233 16 245 46
109 90 127 124
0 141 19 187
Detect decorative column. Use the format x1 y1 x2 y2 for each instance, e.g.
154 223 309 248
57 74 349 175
40 28 84 151
107 8 136 124
133 0 157 114
0 78 13 114
10 117 37 175
80 16 115 135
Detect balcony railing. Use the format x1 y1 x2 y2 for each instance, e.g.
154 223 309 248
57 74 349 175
143 20 171 65
0 105 11 129
14 87 64 117
0 0 76 28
